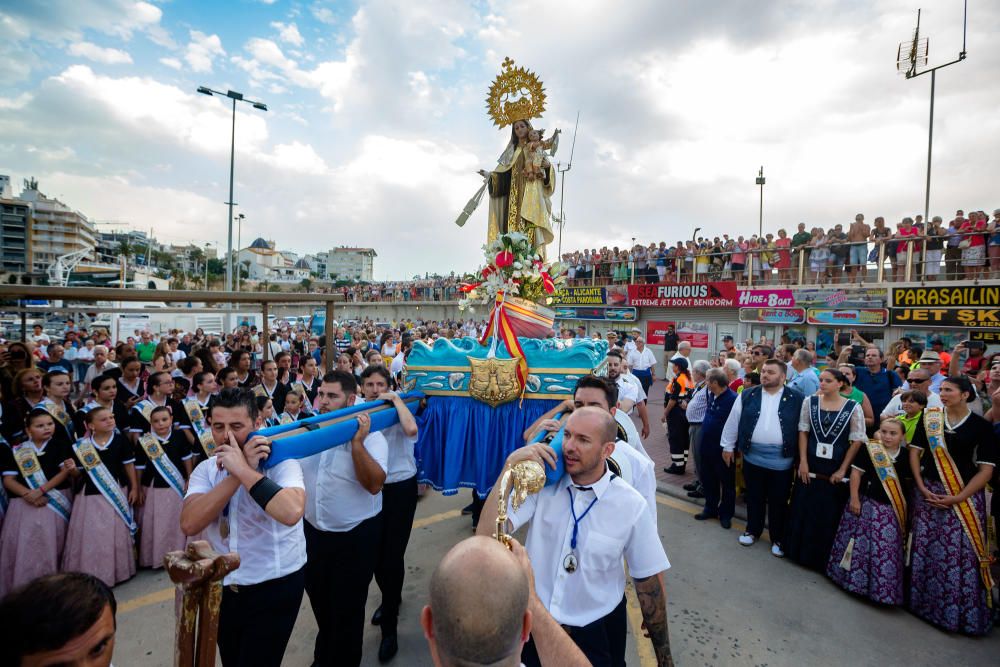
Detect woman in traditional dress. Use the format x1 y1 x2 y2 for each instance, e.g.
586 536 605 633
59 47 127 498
784 369 866 567
662 358 693 475
0 410 76 596
74 374 130 438
2 367 45 443
826 418 910 604
478 118 556 254
907 376 997 635
39 369 77 450
135 406 192 569
62 406 138 587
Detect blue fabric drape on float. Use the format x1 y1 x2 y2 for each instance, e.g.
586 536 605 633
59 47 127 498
416 396 561 496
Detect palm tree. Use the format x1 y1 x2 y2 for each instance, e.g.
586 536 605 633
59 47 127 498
117 238 133 265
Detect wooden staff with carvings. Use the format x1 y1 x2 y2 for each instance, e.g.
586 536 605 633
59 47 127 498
165 540 241 667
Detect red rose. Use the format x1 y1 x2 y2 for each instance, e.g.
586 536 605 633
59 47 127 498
495 251 514 268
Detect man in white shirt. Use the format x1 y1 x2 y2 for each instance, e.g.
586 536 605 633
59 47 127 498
879 367 943 422
360 365 419 662
299 370 388 667
180 388 307 666
606 350 650 439
522 376 657 522
82 345 118 389
626 336 657 396
477 407 673 667
719 360 805 557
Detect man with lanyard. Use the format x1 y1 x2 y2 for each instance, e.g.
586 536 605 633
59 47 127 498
626 336 657 397
128 372 193 447
299 370 388 667
477 407 672 666
720 359 805 556
606 350 650 440
358 366 419 662
254 359 288 415
180 388 306 666
853 344 902 427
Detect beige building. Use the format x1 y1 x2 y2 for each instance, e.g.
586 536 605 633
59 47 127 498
237 237 310 283
18 180 96 273
326 247 376 282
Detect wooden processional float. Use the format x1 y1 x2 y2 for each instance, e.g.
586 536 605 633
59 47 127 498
166 393 423 666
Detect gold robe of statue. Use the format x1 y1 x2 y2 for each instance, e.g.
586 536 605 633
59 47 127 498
485 142 555 256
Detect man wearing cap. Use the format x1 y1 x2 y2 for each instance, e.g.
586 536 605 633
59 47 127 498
903 350 945 394
928 338 951 367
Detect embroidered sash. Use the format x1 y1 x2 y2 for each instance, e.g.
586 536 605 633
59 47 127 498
278 412 296 425
809 396 854 461
182 398 216 457
254 383 279 400
291 381 315 413
923 407 995 603
138 434 186 499
134 399 159 425
38 398 74 439
73 438 136 534
12 444 71 521
864 439 907 532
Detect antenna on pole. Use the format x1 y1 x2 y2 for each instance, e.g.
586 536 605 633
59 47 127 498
895 2 969 225
556 111 580 257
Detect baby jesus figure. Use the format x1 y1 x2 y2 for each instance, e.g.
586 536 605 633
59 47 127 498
522 128 559 181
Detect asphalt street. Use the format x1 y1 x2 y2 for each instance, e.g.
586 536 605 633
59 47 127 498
111 490 999 666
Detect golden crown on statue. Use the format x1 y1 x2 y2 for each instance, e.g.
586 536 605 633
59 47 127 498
486 57 547 128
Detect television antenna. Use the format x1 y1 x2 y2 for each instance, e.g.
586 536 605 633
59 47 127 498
896 3 968 223
555 111 580 257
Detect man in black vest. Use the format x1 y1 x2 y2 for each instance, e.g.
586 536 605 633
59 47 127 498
719 359 804 557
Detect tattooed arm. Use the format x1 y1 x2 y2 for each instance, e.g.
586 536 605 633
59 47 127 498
633 572 673 667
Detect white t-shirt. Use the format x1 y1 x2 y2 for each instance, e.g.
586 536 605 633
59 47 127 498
613 408 648 459
608 440 657 523
185 458 307 586
299 431 388 532
627 347 657 372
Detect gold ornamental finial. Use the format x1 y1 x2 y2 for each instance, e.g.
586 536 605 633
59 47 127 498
486 57 546 128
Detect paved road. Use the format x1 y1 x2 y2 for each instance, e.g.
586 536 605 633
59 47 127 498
112 490 998 666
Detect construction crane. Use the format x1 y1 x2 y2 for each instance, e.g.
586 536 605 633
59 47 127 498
47 249 91 287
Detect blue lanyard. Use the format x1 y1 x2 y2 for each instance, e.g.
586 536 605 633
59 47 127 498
567 487 599 550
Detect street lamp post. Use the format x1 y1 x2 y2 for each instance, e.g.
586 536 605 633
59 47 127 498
236 213 245 292
755 166 765 239
195 87 267 295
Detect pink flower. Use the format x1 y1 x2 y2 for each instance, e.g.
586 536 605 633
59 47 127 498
495 250 514 268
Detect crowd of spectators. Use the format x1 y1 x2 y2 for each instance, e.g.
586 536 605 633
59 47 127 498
561 208 1000 286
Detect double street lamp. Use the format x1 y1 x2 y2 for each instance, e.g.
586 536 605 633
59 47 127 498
196 86 267 294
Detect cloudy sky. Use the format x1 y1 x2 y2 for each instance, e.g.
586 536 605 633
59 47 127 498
1 0 997 280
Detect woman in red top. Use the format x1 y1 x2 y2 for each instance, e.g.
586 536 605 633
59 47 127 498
893 218 920 282
774 228 792 284
959 211 988 279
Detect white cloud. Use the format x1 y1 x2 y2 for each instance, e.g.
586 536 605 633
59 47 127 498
184 30 225 73
311 5 336 25
68 41 133 64
268 141 329 175
0 92 32 110
270 21 304 47
159 57 181 70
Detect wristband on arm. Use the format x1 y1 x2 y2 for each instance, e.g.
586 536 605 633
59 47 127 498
249 477 283 510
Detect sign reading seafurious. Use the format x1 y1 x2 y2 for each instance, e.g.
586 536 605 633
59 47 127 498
628 282 738 308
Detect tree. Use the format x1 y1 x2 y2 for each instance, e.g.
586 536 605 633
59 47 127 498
117 238 133 263
267 283 282 292
206 258 225 276
299 278 313 292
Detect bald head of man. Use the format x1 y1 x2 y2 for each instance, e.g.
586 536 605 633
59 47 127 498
421 536 530 667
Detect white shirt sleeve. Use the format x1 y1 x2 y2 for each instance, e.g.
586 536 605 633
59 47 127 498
617 380 639 406
799 399 812 432
185 458 216 497
506 488 540 533
848 404 867 442
624 501 670 578
720 395 743 452
363 432 389 473
269 459 304 489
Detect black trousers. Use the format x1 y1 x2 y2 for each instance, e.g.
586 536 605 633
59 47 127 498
218 567 305 667
305 514 383 667
521 596 627 667
700 439 736 520
742 459 794 544
373 475 418 635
